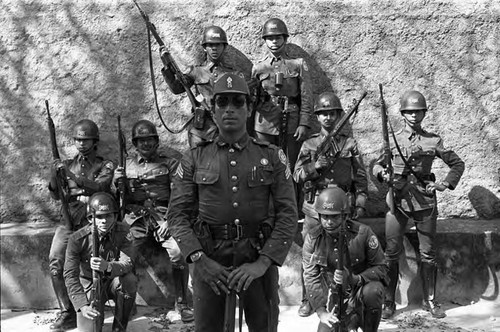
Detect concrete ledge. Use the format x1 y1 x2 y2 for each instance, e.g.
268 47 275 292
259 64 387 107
1 219 499 309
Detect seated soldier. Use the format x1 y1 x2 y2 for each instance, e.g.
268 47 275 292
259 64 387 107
64 192 137 332
302 185 388 332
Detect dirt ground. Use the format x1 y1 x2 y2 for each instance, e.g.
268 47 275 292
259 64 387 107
2 300 499 332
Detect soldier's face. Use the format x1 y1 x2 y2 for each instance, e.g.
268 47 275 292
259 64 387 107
213 93 250 133
264 35 286 52
74 138 96 155
402 109 426 126
316 110 340 130
135 137 159 158
94 212 118 235
204 43 225 62
320 214 343 234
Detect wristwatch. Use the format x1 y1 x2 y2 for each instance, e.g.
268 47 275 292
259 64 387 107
190 251 205 263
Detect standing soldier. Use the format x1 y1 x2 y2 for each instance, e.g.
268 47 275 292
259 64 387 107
303 186 387 332
251 18 313 175
48 119 114 331
167 73 298 332
294 91 368 317
113 120 194 323
160 25 241 147
64 192 137 332
373 90 465 319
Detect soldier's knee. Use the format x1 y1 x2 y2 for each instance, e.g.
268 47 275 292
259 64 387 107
362 281 385 309
119 273 138 294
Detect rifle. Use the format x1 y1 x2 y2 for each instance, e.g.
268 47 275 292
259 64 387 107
303 91 367 203
131 0 207 129
378 84 395 214
117 115 127 220
90 212 103 332
333 212 346 332
223 290 237 332
46 100 73 229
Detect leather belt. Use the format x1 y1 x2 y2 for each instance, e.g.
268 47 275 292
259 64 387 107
209 223 260 241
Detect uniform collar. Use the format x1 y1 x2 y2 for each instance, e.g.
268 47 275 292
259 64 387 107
402 124 424 140
135 151 159 164
266 49 289 65
215 133 250 151
76 152 96 163
320 127 346 140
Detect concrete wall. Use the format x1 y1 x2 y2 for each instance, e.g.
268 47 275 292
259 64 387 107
1 0 499 223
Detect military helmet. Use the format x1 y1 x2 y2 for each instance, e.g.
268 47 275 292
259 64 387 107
315 92 343 113
88 192 118 216
73 119 99 140
213 73 250 97
314 186 348 215
400 90 427 112
201 26 228 46
262 18 289 38
132 120 159 141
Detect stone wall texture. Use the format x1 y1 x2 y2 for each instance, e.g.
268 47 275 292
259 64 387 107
1 0 499 223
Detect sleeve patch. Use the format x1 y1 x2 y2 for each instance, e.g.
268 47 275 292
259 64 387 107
368 235 379 250
174 163 184 179
278 149 291 180
303 60 309 72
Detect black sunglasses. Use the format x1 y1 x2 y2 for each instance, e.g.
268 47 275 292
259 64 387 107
215 95 247 108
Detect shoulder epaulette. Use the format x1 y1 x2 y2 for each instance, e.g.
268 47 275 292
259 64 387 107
251 137 270 147
191 139 214 150
309 224 323 239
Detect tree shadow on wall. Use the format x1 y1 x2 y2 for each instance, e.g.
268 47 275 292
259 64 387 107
468 185 500 220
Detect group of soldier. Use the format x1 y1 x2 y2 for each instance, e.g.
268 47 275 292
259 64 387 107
46 17 465 332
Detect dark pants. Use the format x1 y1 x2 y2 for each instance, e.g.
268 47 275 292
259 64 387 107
385 207 438 264
77 273 137 332
49 225 73 276
192 239 278 332
318 281 385 332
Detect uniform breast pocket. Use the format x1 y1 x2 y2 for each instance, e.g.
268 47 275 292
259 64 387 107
339 150 353 158
248 165 274 187
194 169 219 185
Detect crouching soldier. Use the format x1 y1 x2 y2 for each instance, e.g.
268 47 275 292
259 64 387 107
64 192 137 332
303 185 388 332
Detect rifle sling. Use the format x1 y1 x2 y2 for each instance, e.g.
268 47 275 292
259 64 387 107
388 121 427 187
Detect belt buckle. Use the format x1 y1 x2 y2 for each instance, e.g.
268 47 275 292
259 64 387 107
235 224 243 241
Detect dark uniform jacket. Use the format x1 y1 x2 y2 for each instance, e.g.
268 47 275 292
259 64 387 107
167 134 298 266
294 129 368 218
373 126 464 212
303 221 387 311
162 58 238 108
63 222 136 311
251 51 313 135
49 153 114 226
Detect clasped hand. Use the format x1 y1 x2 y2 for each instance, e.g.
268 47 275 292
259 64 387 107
90 257 109 273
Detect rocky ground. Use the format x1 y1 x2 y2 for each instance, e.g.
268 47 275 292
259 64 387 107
2 300 499 332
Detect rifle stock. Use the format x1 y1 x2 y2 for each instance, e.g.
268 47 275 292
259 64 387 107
378 84 395 214
90 213 103 332
117 115 127 220
223 291 237 332
131 0 204 112
45 100 73 229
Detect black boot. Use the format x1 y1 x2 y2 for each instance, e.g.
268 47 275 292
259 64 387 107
172 265 194 323
50 275 77 331
112 292 136 332
363 309 382 332
297 265 314 317
421 262 446 318
382 261 399 319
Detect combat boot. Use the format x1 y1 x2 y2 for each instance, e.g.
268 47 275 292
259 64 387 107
381 261 399 319
112 292 136 332
421 262 446 318
50 275 76 331
298 268 314 317
172 265 194 323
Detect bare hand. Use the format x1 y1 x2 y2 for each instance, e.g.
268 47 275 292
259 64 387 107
294 125 308 142
318 310 339 328
159 46 171 67
227 256 271 292
380 167 392 183
52 159 65 172
352 207 365 220
334 269 344 285
81 305 100 320
155 221 169 239
425 182 447 194
90 257 109 273
196 255 232 295
315 155 329 171
114 166 125 181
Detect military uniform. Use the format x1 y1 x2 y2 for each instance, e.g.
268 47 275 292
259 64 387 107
303 220 387 332
48 152 114 330
162 59 239 146
373 124 464 318
64 222 137 332
251 51 313 170
294 128 368 227
167 133 298 332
